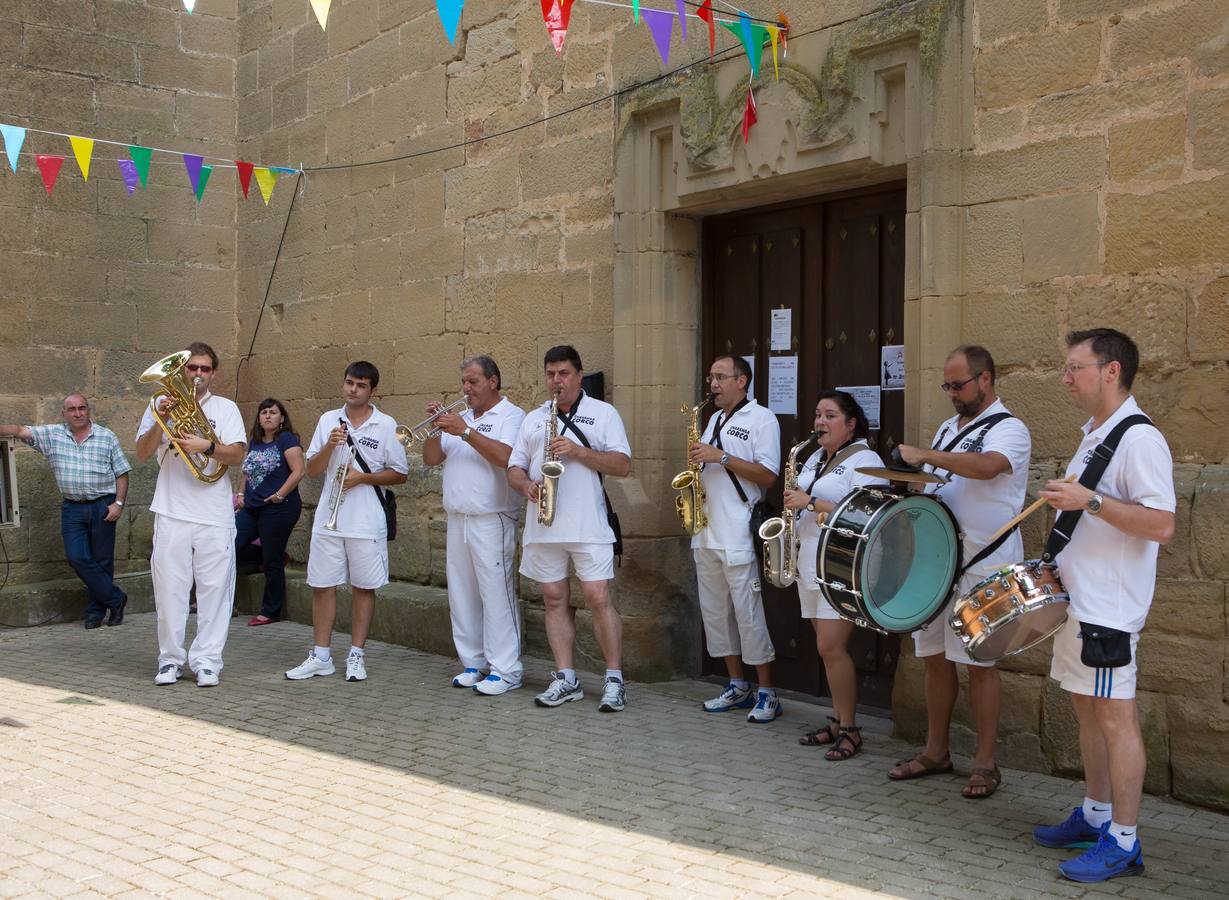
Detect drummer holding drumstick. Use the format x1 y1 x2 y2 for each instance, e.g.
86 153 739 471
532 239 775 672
887 346 1031 800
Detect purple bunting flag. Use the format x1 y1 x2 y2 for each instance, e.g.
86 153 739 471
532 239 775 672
641 7 675 66
117 159 139 195
676 0 687 41
183 154 204 195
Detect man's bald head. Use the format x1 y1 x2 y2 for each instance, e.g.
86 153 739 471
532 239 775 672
61 394 91 433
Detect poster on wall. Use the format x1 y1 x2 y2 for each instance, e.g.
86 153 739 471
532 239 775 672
881 344 905 391
837 385 881 430
767 356 798 416
770 308 792 351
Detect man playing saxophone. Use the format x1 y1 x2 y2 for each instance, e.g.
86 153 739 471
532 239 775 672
421 356 526 696
135 342 246 688
285 361 408 684
507 346 631 712
689 355 782 723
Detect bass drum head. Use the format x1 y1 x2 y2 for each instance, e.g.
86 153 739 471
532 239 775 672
858 495 961 633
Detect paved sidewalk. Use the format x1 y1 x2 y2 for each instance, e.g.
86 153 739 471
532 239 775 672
1 615 1226 899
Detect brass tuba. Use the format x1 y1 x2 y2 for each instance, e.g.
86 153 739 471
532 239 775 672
537 387 564 526
139 350 229 484
671 395 712 535
758 431 820 589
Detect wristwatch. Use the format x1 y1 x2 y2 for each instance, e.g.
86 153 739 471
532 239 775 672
114 499 125 508
719 452 730 467
461 427 472 443
806 499 816 513
1087 492 1104 515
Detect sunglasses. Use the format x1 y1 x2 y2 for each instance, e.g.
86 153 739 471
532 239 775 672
185 364 214 373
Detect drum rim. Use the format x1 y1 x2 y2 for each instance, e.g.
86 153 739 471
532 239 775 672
817 486 901 619
964 602 1070 661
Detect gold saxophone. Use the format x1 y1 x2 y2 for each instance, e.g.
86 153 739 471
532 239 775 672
139 350 228 484
758 431 820 589
537 387 564 526
671 395 712 535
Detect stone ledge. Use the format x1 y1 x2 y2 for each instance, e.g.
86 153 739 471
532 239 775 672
0 571 155 628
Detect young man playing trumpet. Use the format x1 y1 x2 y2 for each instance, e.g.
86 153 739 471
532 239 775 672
285 362 408 684
507 346 631 712
422 356 526 695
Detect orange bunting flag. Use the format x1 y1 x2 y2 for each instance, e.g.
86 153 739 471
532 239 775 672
69 136 94 180
253 167 278 205
742 87 757 144
36 155 65 195
697 0 715 56
235 160 255 199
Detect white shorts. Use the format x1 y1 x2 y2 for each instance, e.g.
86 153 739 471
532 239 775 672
519 542 614 584
798 540 841 621
307 532 389 590
912 570 995 668
1049 615 1139 700
693 547 775 666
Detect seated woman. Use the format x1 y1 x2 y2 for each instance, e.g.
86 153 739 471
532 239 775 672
236 399 304 625
783 390 887 761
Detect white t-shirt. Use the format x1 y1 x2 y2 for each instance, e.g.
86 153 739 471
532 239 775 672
137 393 247 530
307 405 409 540
924 398 1032 577
508 392 631 545
439 397 526 516
691 399 781 552
1056 396 1175 633
797 442 887 573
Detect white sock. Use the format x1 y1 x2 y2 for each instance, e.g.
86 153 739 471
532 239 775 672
561 668 577 684
313 646 331 662
605 669 623 683
758 686 777 697
1082 796 1112 828
1108 821 1137 851
349 645 364 658
730 678 750 691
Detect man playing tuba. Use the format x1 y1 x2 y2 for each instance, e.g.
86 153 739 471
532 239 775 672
136 342 247 688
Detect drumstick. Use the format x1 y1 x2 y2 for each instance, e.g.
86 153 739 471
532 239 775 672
983 475 1076 548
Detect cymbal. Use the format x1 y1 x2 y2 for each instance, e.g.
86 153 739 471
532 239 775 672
856 465 949 485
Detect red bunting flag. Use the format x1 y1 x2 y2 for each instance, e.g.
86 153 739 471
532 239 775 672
697 0 715 56
36 155 65 195
235 160 255 199
541 0 574 54
742 87 757 144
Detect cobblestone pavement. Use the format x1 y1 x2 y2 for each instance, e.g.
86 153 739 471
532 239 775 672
1 614 1226 899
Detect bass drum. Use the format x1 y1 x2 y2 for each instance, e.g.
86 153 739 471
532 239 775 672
816 487 962 634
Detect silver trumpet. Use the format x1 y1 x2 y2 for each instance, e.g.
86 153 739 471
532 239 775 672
396 397 469 447
324 419 357 531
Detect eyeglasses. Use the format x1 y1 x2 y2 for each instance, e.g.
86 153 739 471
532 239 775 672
940 373 982 392
185 364 214 373
707 373 737 383
1060 361 1107 377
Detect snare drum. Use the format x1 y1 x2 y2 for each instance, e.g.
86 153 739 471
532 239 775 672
950 560 1069 662
816 487 962 634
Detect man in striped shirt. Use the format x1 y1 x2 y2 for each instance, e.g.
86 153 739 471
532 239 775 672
0 395 132 628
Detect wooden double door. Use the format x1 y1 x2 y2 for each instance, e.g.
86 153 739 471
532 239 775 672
700 185 906 711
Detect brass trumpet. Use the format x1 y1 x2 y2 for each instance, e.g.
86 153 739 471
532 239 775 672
139 350 228 484
395 397 469 447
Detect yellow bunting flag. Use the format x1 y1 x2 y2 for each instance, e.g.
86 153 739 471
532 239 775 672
766 26 780 82
253 167 278 205
69 136 94 181
310 0 332 30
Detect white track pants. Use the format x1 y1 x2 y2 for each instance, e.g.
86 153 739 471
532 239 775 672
446 512 521 680
151 515 236 674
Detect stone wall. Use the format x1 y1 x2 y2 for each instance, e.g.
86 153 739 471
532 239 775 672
0 0 237 581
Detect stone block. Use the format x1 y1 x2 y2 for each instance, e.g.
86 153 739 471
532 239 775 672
400 227 465 281
1066 280 1187 364
446 54 522 122
354 237 401 288
964 136 1106 206
1021 192 1100 283
976 0 1048 42
918 207 963 297
1191 276 1229 363
996 371 1088 455
347 30 402 98
1029 69 1185 133
1193 467 1229 580
1112 0 1229 77
140 47 233 95
1157 465 1199 579
96 81 177 134
397 12 462 75
22 24 138 81
179 10 237 56
1139 633 1223 696
31 302 138 352
964 200 1022 291
393 334 464 394
1192 86 1229 172
1149 578 1226 639
962 288 1062 367
372 279 446 337
326 0 379 54
1109 114 1185 184
1136 368 1229 463
271 80 308 128
520 134 613 201
1057 1 1142 23
1168 694 1229 811
975 107 1026 148
444 155 521 220
444 275 495 333
0 297 28 346
974 23 1101 108
495 271 563 334
306 55 348 114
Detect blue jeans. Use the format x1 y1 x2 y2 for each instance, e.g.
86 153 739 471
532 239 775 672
61 494 125 623
235 494 302 618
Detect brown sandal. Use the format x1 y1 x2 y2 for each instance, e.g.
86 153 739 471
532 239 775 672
961 766 1001 800
799 717 840 747
824 726 862 761
887 753 954 780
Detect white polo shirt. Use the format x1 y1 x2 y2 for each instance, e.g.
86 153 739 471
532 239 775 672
508 392 631 545
307 405 409 540
137 393 246 530
439 397 526 516
691 398 781 552
796 441 887 546
1056 396 1175 633
924 398 1031 576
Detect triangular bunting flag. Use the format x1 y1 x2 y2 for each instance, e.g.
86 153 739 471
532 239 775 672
310 0 331 30
69 136 94 180
633 0 640 23
117 159 139 195
697 0 715 56
766 25 780 81
543 0 574 55
194 164 213 202
436 0 464 44
641 8 675 66
676 0 687 41
235 160 254 199
36 155 65 195
720 18 767 79
183 0 196 11
254 167 278 206
128 145 152 188
183 154 204 195
742 87 757 144
0 124 26 173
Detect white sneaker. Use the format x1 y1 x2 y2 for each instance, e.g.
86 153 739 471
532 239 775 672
452 667 485 688
703 682 755 712
534 672 584 707
154 664 181 686
746 691 782 723
196 669 219 688
598 678 625 713
285 653 335 680
345 653 367 682
473 674 522 696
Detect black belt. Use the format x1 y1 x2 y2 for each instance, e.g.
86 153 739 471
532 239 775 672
63 494 114 504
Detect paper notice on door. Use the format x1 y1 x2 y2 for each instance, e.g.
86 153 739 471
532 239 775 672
742 355 755 387
768 356 798 416
770 308 792 351
836 385 881 430
881 344 905 391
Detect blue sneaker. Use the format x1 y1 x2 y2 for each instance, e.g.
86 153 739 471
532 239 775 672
703 682 755 712
1058 824 1144 883
1033 807 1101 849
746 691 782 723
